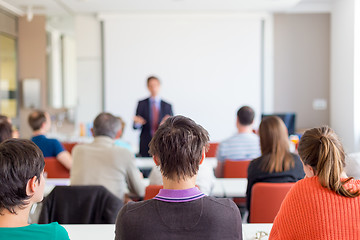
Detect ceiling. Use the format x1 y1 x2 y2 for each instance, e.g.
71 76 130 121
2 0 333 16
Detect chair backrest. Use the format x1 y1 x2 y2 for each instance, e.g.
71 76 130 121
44 157 70 178
61 142 78 153
144 185 163 200
250 182 295 223
39 185 123 224
207 142 219 158
223 160 251 178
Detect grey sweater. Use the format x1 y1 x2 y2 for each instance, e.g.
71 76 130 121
115 197 242 240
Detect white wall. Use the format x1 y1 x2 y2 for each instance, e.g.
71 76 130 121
75 15 102 127
102 13 266 150
331 0 360 153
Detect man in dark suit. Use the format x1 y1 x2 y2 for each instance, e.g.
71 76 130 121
133 76 173 157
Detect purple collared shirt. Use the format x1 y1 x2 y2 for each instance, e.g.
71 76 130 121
154 187 205 203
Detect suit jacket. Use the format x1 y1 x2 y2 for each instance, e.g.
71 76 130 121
134 98 173 157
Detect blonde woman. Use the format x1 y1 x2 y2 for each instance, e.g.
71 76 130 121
270 126 360 239
246 116 304 221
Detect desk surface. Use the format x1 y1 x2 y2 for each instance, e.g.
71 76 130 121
63 224 272 240
45 177 247 198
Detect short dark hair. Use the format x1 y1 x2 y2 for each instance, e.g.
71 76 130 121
28 110 47 131
0 114 8 124
0 139 45 214
237 106 255 126
0 121 12 143
93 112 121 138
149 115 209 180
147 76 160 85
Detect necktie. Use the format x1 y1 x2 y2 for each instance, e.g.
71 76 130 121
151 100 159 136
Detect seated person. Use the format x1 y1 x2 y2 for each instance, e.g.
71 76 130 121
270 126 360 239
216 106 261 177
28 110 72 170
0 139 69 239
0 114 19 138
70 112 145 201
0 120 12 143
115 116 242 240
114 116 133 152
246 116 304 221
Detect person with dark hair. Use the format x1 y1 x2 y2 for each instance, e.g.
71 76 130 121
246 116 304 221
0 139 69 239
133 76 173 157
0 114 19 138
270 126 360 239
71 112 145 201
216 106 261 177
29 110 72 170
115 116 242 240
0 121 12 143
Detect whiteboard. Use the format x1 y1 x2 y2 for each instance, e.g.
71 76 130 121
103 14 262 152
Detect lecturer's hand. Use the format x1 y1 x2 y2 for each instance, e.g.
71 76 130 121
160 115 171 126
134 115 147 125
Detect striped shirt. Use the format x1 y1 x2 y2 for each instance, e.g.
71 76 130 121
154 187 205 202
217 133 261 161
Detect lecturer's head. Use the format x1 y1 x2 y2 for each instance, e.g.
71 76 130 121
149 115 210 181
147 76 161 97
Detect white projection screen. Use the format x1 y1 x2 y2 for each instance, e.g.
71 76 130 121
103 14 262 152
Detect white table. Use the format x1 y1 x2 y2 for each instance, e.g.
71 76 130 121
45 177 247 198
63 224 272 240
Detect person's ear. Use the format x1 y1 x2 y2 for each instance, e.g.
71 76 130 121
26 176 39 195
153 155 160 166
200 148 205 165
303 163 315 178
115 129 122 139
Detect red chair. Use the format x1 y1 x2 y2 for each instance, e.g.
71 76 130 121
61 142 78 154
144 185 163 200
250 182 295 223
206 142 219 158
223 160 251 178
44 157 70 178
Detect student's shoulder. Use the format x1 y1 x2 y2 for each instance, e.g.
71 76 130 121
31 223 69 240
118 200 155 218
204 196 239 211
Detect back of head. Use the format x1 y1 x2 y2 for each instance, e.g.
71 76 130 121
259 116 293 173
93 112 121 139
0 121 12 143
28 110 47 131
0 139 45 214
298 126 360 198
237 106 255 126
149 115 209 181
0 114 8 124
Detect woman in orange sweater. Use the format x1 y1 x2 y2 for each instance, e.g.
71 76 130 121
270 126 360 240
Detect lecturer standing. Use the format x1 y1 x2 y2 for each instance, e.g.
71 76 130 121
133 76 173 157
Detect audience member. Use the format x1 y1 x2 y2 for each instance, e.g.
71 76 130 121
0 120 12 143
70 112 145 201
114 116 133 152
270 126 360 239
216 106 261 177
28 110 72 169
0 114 19 138
246 116 304 221
133 76 173 157
0 139 69 239
116 116 242 240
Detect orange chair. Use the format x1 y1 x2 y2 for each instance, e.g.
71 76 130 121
223 160 251 178
44 157 70 178
206 142 219 158
61 142 78 154
144 185 163 200
250 182 295 223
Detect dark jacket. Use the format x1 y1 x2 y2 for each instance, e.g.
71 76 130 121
246 153 305 221
39 185 123 224
134 98 173 157
115 197 242 240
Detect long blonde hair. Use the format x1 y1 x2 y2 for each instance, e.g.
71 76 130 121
259 116 294 173
298 126 360 198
